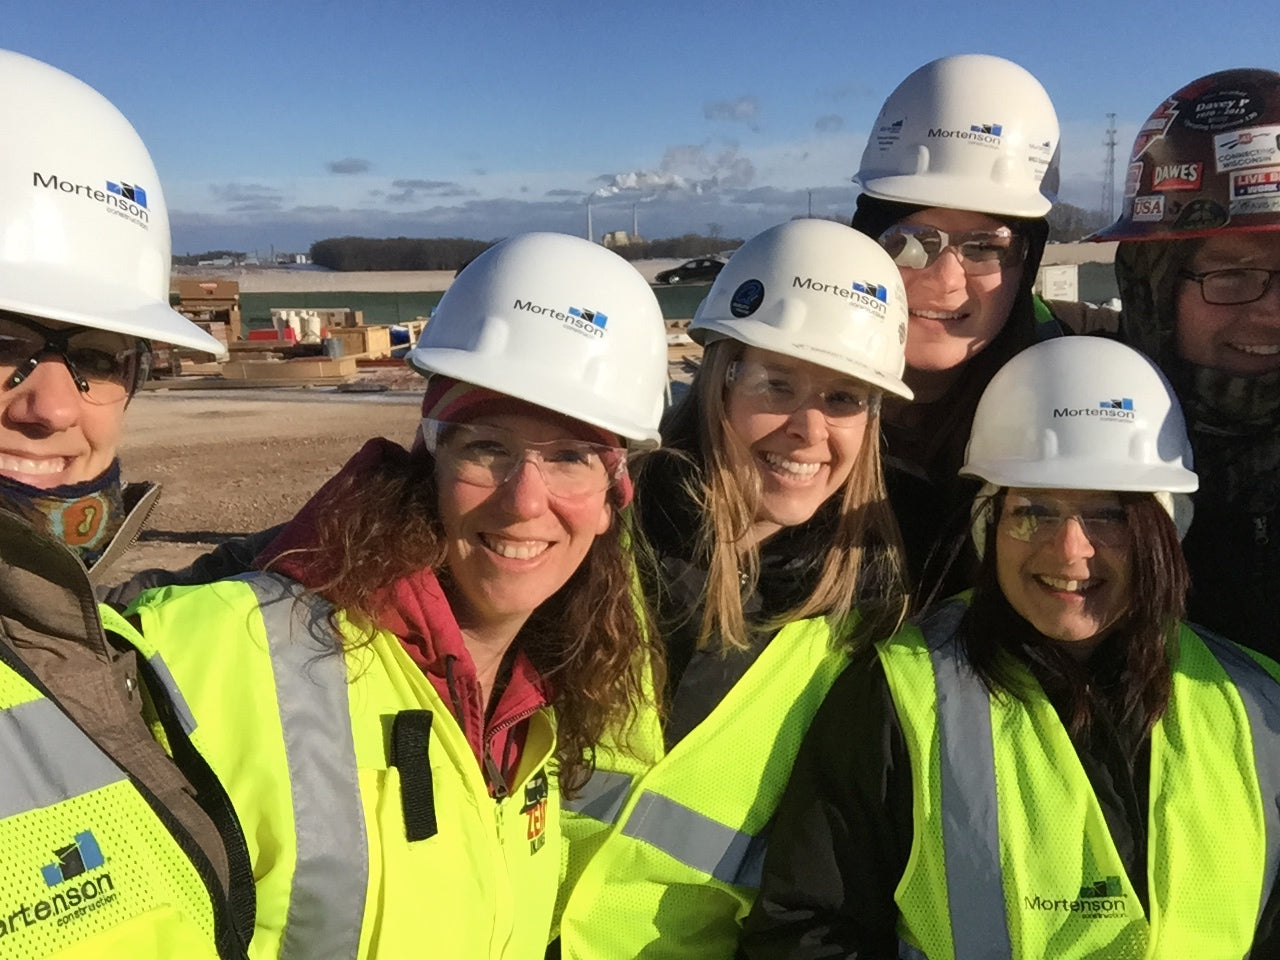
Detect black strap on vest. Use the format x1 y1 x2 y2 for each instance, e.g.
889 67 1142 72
132 644 257 949
389 709 438 841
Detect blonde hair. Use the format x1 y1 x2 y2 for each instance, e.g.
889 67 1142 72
657 339 910 653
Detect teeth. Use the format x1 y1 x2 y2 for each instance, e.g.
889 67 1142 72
762 452 822 477
0 454 69 475
1038 575 1090 592
482 536 548 560
912 309 965 320
1231 343 1280 356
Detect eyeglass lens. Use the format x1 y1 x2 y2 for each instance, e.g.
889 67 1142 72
726 360 877 425
1185 267 1280 306
877 224 1023 276
423 420 623 498
1001 494 1129 547
0 315 139 404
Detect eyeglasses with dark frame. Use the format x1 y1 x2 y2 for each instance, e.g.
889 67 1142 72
1179 267 1280 306
0 313 146 405
876 223 1028 276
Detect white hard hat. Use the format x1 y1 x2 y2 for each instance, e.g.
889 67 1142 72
961 337 1198 493
0 50 224 355
855 54 1061 218
689 219 913 400
406 232 668 446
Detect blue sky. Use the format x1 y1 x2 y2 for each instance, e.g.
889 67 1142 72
9 1 1278 255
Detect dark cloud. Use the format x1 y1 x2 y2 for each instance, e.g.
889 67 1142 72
386 179 479 204
209 183 286 214
815 114 844 133
326 158 372 175
704 96 760 131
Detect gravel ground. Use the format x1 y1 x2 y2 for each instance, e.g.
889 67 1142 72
112 386 424 583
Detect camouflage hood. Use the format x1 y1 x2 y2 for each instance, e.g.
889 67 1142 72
1116 240 1280 512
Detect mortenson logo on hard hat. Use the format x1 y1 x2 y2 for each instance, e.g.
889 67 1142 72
791 276 888 316
513 298 607 340
928 122 1003 147
1052 398 1136 422
32 172 150 229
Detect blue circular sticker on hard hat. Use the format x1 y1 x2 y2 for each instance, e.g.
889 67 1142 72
730 279 765 318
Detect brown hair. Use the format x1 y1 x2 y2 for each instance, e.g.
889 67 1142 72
656 339 909 653
961 489 1188 738
273 446 656 797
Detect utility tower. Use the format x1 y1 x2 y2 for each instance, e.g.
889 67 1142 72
1101 112 1117 221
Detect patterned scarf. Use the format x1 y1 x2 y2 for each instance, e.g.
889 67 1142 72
0 460 126 567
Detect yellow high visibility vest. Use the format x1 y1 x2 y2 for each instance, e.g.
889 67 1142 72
0 605 238 960
127 573 560 960
881 600 1280 959
557 614 852 959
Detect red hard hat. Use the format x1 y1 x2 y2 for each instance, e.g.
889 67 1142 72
1091 68 1280 241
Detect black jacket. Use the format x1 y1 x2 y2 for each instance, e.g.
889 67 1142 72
739 605 1280 959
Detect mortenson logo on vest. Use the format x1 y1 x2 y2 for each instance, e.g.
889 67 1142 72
1053 398 1136 422
33 171 151 229
0 830 117 939
1025 875 1128 920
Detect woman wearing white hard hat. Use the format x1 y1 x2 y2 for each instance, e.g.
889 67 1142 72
852 53 1067 606
0 50 253 959
116 233 669 959
1090 68 1280 658
555 219 913 958
742 337 1280 957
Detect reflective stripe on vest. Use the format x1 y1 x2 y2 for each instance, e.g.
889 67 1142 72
145 652 199 737
240 575 369 960
620 790 768 888
914 608 1280 956
561 769 633 825
1196 630 1280 927
0 697 126 818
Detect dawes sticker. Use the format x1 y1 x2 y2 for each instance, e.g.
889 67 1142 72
1151 162 1203 191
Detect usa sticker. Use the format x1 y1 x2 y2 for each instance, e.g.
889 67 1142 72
1231 168 1280 215
1215 126 1280 173
1132 195 1165 222
1151 162 1203 191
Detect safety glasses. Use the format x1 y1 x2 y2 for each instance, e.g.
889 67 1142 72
420 419 627 499
0 313 146 405
876 223 1027 276
725 359 880 426
999 493 1130 548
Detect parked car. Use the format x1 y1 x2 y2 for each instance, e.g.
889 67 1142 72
654 257 725 285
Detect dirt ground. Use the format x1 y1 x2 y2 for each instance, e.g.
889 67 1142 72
112 385 425 584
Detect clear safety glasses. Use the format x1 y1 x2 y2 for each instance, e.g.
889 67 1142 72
420 419 627 499
1180 267 1280 306
0 313 145 405
876 223 1027 276
725 359 880 427
999 493 1130 548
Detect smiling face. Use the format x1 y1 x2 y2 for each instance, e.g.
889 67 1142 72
0 319 129 489
995 488 1132 659
724 346 871 546
1176 232 1280 377
895 208 1024 397
435 408 614 637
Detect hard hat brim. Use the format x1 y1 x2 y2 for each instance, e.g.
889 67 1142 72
859 176 1053 220
0 264 227 356
959 457 1198 494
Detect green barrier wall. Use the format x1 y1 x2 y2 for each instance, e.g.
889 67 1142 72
238 282 714 332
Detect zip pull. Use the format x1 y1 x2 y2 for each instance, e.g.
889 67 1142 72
483 747 509 800
1254 515 1269 546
